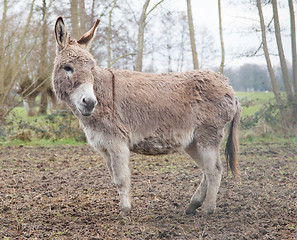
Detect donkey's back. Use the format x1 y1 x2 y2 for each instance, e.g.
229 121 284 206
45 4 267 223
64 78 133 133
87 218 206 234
102 68 238 153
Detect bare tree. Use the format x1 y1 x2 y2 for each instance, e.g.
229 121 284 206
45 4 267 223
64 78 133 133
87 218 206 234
256 0 281 105
0 0 55 119
218 0 225 73
186 0 199 69
0 0 7 105
38 0 50 115
107 0 118 68
1 0 36 106
135 0 150 72
288 0 297 97
272 0 293 100
12 0 53 116
135 0 164 72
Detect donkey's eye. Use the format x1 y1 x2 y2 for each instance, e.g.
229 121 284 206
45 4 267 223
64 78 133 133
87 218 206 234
63 65 74 73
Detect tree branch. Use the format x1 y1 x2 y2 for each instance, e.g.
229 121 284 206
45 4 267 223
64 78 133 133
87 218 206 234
146 0 164 17
111 53 136 67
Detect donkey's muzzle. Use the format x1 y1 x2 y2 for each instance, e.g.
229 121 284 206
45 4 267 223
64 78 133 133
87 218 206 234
80 97 98 116
70 83 98 117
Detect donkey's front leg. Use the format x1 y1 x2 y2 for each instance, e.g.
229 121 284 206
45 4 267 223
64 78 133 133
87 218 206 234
109 145 131 214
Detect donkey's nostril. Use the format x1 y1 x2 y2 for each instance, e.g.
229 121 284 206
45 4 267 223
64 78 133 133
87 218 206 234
81 97 97 112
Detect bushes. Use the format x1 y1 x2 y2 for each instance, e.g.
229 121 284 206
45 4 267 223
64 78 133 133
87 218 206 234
240 102 278 129
240 97 297 137
1 108 86 143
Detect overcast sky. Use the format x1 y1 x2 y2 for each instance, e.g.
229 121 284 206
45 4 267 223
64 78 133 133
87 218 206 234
166 0 293 69
2 0 294 71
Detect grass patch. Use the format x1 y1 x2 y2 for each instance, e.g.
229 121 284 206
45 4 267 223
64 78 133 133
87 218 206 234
240 132 297 145
236 91 275 117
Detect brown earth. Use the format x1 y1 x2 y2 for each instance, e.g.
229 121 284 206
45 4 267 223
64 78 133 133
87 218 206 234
0 140 296 239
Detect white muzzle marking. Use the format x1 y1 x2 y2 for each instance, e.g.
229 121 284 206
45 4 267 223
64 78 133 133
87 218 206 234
70 83 97 116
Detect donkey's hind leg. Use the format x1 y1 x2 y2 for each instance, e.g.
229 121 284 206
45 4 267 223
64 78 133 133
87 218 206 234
186 144 222 215
185 143 207 214
201 148 222 214
185 173 207 214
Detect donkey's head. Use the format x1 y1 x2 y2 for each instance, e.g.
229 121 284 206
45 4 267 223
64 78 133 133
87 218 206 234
52 17 100 116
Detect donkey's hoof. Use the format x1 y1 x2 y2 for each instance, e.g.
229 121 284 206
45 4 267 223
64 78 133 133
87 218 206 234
120 207 131 216
185 208 196 215
186 202 202 215
202 206 216 215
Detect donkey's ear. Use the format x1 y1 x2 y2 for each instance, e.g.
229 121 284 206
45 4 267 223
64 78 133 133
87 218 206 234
77 19 100 50
55 17 69 52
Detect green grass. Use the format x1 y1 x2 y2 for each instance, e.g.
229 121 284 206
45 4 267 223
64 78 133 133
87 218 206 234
240 132 297 144
7 107 63 127
236 91 275 117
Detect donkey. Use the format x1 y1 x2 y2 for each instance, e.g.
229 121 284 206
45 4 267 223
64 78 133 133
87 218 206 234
52 17 241 215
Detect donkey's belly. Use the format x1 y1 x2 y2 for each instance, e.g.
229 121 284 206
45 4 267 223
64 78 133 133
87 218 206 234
131 136 181 155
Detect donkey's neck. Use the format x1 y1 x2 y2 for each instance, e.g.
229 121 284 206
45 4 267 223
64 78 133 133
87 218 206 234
93 67 116 116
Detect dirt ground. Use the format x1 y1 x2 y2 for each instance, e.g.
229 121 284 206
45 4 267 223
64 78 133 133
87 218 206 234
0 140 296 239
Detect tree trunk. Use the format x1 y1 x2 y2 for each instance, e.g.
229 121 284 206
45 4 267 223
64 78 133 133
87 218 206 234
107 0 118 68
0 0 7 103
91 0 96 26
38 90 48 115
288 0 297 96
39 0 48 75
218 0 225 74
24 96 37 117
79 0 88 34
135 0 164 72
135 0 150 72
272 0 293 100
186 0 199 69
71 0 80 39
47 88 58 114
256 0 281 105
37 0 49 115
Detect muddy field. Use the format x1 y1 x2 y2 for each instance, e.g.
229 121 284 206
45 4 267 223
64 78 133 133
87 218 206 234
0 140 296 239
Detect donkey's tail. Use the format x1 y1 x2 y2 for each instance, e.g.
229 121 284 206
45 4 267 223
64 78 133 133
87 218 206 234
225 98 242 178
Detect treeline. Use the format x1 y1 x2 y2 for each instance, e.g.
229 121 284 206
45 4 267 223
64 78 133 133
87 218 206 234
225 63 291 92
